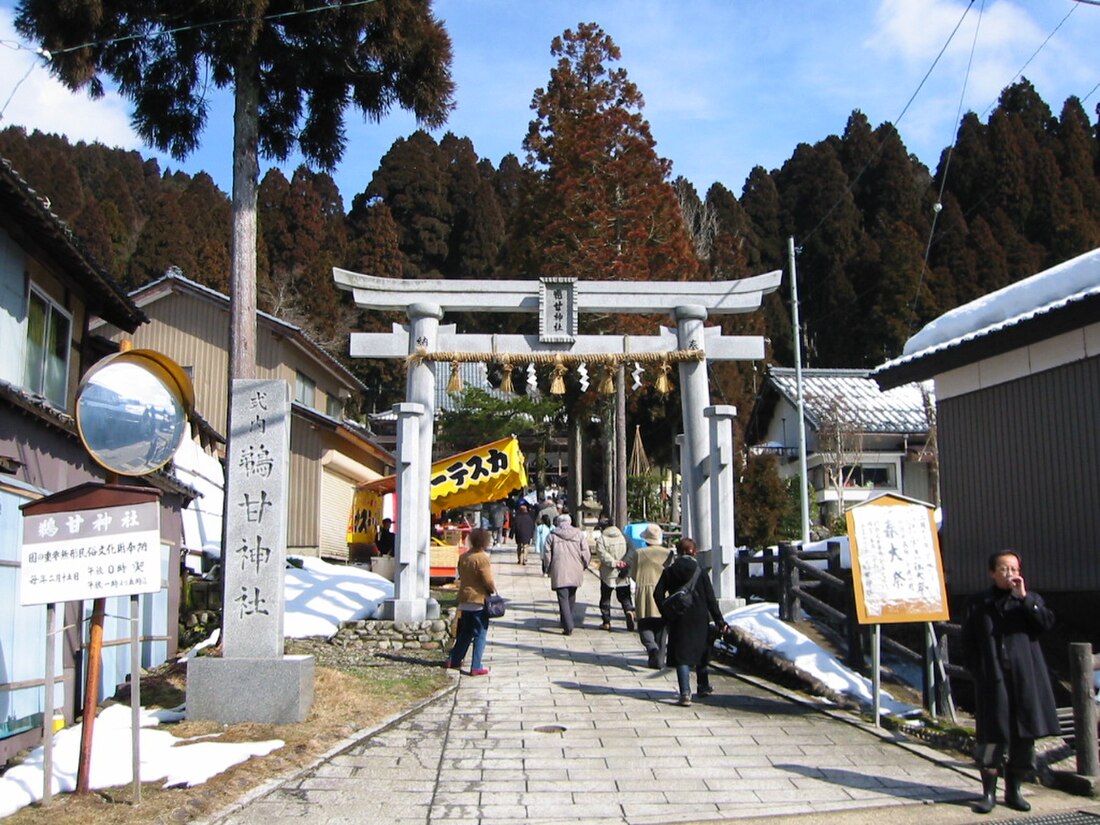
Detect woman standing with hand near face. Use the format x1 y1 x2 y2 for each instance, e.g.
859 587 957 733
961 550 1060 814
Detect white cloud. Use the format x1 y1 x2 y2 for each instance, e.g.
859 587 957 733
0 8 138 149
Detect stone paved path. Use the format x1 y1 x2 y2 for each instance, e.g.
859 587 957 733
210 544 991 824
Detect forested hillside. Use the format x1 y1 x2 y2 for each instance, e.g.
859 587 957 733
2 78 1098 420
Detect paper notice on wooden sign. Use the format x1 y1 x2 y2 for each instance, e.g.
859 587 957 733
846 494 949 624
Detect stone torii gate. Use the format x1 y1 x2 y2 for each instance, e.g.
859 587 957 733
335 270 782 620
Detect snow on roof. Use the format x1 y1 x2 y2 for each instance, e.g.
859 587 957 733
769 368 930 433
893 247 1100 365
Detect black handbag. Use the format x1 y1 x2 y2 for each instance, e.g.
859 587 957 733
486 594 507 618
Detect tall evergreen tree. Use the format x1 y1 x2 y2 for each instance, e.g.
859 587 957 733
346 198 406 280
17 0 454 385
523 23 698 283
366 130 452 276
440 133 505 277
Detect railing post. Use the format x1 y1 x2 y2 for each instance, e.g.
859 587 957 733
826 540 841 577
1070 642 1099 778
779 542 799 621
845 570 864 670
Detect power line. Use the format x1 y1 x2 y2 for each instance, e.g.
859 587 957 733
45 0 380 57
0 1 379 124
800 0 976 248
980 2 1078 119
907 0 987 333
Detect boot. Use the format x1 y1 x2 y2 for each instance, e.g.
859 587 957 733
972 769 997 814
1004 771 1031 812
625 610 636 631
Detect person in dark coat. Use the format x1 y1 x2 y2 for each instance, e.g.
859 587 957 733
512 503 536 565
655 537 728 706
961 550 1060 814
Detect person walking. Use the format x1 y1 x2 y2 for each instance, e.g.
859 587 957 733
445 528 497 676
543 514 591 635
655 537 728 706
592 515 635 631
487 500 506 546
961 550 1060 814
512 503 536 565
536 514 553 574
630 523 672 668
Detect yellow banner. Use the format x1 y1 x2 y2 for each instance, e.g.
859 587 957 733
428 436 528 513
347 437 528 542
347 486 384 545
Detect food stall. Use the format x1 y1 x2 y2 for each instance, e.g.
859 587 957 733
348 436 527 579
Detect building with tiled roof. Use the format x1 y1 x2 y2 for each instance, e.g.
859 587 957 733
0 156 190 763
746 367 936 525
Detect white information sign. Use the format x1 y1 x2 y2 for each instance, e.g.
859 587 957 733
20 501 161 605
846 495 949 624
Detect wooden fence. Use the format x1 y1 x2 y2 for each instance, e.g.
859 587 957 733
735 542 1100 775
735 540 963 715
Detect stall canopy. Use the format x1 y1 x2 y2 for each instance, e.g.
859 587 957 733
351 436 527 537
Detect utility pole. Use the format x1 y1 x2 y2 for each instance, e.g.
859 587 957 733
789 237 811 544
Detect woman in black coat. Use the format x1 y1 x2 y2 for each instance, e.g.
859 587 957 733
961 550 1060 814
655 537 727 706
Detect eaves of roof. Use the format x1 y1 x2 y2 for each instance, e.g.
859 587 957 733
0 379 199 500
0 158 145 332
872 288 1100 389
291 402 393 467
765 367 929 434
121 271 366 393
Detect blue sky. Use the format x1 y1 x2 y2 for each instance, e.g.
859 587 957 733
1 0 1097 204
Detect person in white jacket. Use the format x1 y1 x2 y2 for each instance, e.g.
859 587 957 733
592 516 636 632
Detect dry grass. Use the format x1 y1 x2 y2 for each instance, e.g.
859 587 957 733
2 649 452 825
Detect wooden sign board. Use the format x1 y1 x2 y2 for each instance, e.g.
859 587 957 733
845 494 949 624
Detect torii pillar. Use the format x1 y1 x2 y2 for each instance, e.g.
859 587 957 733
335 270 782 614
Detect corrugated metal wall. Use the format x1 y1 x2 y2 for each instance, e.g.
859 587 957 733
319 469 353 560
938 355 1100 594
288 421 321 552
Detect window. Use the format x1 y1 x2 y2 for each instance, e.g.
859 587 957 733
294 371 316 407
24 287 71 408
842 464 897 489
326 395 344 419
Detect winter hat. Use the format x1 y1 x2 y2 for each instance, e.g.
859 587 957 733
640 524 663 545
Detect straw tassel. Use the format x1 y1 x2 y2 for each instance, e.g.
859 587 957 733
550 356 567 395
447 359 462 392
598 365 615 394
655 360 674 394
500 358 514 394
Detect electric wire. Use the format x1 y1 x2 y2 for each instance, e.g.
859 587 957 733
907 0 986 334
979 2 1077 119
799 0 976 249
44 0 380 56
0 55 38 123
0 0 378 125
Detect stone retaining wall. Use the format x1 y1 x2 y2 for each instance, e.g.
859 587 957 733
328 609 458 652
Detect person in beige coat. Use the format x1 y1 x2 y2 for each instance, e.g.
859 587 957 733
544 514 591 635
446 528 497 675
630 523 673 668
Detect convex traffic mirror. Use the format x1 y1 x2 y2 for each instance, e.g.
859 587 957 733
75 349 194 476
